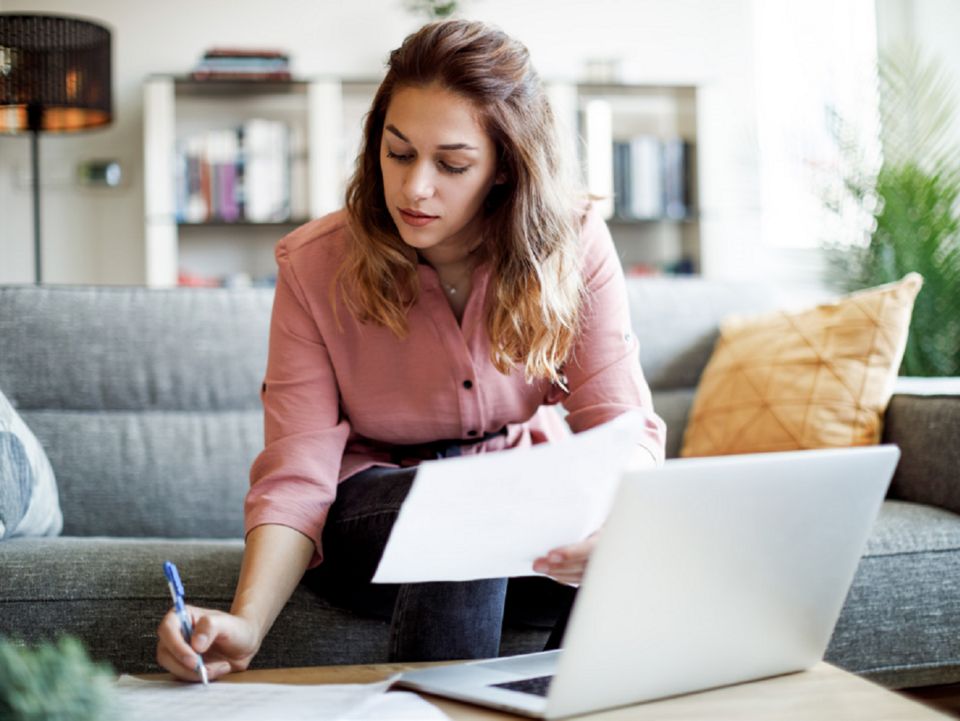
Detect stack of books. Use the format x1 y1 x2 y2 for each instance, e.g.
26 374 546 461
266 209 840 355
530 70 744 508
191 48 292 81
175 119 308 224
612 136 693 221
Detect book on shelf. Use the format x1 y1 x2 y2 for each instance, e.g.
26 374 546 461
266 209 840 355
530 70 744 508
612 136 692 221
625 257 696 277
175 119 295 224
190 71 293 82
178 269 277 288
662 138 691 220
242 118 291 222
288 124 309 222
203 47 289 59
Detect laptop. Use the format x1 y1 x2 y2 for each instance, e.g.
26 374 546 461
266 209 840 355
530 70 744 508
394 444 900 719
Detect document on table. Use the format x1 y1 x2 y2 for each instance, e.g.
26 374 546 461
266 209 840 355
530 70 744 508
114 674 449 721
372 412 641 583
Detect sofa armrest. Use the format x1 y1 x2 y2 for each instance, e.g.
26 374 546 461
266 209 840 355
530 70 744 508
882 378 960 514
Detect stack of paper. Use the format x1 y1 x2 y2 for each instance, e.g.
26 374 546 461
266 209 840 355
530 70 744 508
372 412 641 583
114 675 448 721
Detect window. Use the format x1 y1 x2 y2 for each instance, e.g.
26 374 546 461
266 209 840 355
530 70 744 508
753 0 880 250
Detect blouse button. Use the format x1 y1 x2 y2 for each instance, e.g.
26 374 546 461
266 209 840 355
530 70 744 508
463 379 473 389
467 429 478 437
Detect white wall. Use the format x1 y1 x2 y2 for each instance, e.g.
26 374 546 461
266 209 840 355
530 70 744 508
0 0 418 284
3 1 957 289
0 0 763 285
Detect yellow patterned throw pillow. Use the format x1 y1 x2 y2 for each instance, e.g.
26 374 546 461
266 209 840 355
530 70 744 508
680 273 923 457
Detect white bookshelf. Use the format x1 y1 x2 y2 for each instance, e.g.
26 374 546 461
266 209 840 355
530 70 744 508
142 76 378 287
143 77 700 286
550 82 701 275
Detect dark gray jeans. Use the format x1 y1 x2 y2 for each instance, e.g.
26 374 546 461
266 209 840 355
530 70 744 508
303 461 576 662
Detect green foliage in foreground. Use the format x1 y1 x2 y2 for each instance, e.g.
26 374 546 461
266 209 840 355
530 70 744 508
0 637 118 721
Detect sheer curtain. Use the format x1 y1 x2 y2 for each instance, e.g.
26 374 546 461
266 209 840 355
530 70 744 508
752 0 881 253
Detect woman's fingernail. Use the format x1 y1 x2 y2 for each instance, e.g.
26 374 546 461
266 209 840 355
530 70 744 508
549 553 563 563
183 654 197 666
195 634 209 650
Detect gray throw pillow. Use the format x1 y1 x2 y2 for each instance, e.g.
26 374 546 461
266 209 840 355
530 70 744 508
0 388 62 539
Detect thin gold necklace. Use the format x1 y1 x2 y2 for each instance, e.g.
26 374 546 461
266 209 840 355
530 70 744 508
440 265 472 296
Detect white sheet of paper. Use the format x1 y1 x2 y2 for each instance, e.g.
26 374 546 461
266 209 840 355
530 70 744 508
114 675 448 721
372 413 640 583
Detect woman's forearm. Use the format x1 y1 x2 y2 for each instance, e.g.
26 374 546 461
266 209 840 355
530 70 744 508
229 523 316 643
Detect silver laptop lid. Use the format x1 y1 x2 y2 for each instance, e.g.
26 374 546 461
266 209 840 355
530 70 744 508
545 445 899 719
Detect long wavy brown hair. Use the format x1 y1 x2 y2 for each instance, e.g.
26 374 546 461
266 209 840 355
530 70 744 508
341 19 586 384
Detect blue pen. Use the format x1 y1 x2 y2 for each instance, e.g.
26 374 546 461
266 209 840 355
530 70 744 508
163 561 209 686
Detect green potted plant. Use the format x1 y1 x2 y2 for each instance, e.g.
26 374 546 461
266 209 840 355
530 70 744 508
823 43 960 376
404 0 462 20
0 637 119 721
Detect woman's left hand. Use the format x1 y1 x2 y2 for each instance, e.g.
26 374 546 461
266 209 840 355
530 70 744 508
532 529 601 586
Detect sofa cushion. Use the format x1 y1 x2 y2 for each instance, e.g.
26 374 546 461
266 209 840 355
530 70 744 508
0 388 62 540
20 410 259 538
883 390 960 516
3 503 959 684
624 277 784 391
681 274 923 456
827 500 960 687
0 537 547 673
0 285 274 539
864 499 960 555
650 389 696 459
0 286 272 413
0 431 29 536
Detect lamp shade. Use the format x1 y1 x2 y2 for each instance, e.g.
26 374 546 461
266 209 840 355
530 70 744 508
0 13 112 133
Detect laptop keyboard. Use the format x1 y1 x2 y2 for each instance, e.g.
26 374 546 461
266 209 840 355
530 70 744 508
491 675 554 697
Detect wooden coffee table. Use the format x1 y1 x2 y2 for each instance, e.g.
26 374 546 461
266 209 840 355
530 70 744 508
180 661 952 719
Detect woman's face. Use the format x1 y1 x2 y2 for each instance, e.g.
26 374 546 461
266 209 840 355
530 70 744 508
380 83 502 260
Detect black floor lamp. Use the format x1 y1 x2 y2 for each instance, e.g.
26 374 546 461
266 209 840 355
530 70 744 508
0 13 113 284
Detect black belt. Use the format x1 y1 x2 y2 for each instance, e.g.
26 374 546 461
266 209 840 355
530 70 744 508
388 426 508 464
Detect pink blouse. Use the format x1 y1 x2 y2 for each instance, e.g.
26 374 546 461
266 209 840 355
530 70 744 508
245 206 666 566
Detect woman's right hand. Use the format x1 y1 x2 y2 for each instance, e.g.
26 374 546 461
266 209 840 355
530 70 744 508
156 606 261 682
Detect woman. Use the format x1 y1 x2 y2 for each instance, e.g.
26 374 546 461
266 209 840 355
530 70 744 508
156 18 665 680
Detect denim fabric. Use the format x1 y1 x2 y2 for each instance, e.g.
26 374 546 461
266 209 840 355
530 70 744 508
304 458 576 662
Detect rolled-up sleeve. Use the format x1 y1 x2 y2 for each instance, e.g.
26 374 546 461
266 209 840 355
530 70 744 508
244 242 350 567
562 207 667 465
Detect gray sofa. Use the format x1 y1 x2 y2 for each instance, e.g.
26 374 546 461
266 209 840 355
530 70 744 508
1 281 958 689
